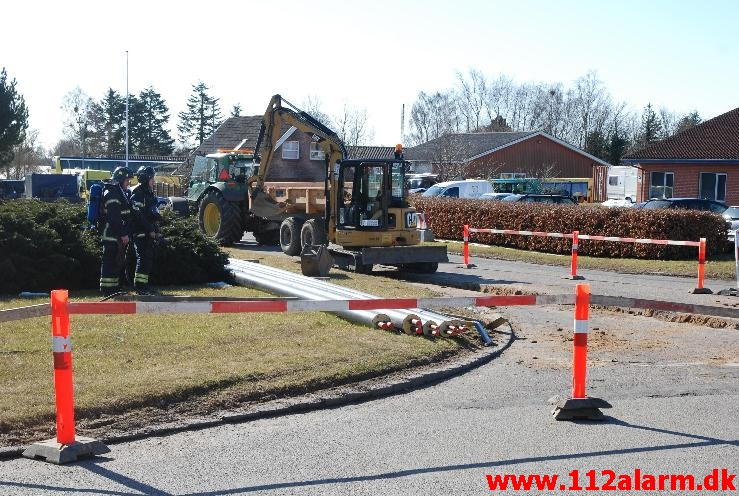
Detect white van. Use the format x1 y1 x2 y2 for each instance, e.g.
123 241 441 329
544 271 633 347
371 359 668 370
606 166 638 202
421 179 492 199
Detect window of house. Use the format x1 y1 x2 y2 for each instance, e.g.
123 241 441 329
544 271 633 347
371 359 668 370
699 172 727 202
608 176 619 186
649 171 674 199
309 142 325 161
282 141 299 160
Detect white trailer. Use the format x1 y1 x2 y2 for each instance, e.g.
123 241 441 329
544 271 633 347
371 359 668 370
606 166 638 202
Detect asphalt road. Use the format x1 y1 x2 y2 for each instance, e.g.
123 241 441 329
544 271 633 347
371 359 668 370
2 243 737 495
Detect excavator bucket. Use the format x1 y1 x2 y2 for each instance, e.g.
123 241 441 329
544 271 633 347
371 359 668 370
300 244 334 277
249 187 287 219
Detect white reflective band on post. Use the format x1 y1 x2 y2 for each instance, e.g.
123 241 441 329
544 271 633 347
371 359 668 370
136 302 212 314
573 319 589 334
417 297 476 308
52 336 72 353
287 300 350 312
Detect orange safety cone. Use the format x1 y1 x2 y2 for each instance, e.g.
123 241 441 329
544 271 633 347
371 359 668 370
550 284 611 421
22 290 110 464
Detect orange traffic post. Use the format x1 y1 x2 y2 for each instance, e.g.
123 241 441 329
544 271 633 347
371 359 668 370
22 290 109 464
461 224 475 268
51 289 75 444
565 231 585 280
463 224 470 266
692 237 712 294
571 284 589 399
550 283 611 421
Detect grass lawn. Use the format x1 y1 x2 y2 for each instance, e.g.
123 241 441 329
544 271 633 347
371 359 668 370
433 240 737 281
0 260 464 445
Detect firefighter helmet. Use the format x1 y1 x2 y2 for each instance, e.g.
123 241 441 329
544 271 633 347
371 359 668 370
112 166 134 183
136 165 156 182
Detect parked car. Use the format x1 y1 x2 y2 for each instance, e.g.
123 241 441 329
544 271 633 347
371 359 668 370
640 198 727 213
502 194 577 205
480 193 512 201
601 198 635 208
422 179 492 199
407 173 438 194
723 206 739 242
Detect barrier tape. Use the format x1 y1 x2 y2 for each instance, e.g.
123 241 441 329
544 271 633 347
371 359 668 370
67 294 576 315
589 295 738 320
0 303 51 323
467 227 702 247
464 225 708 289
469 228 570 239
3 293 734 322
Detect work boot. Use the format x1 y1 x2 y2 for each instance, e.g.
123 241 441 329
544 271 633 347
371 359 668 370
101 287 121 297
135 285 159 296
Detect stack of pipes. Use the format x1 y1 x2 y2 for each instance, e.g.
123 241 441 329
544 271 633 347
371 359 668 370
227 259 488 343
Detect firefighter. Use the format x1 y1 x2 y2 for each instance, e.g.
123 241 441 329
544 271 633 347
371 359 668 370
99 166 134 296
130 166 162 295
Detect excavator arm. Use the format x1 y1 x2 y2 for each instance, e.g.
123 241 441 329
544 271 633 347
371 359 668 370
249 94 346 219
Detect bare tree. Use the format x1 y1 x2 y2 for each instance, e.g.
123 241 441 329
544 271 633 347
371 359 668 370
334 104 375 147
61 87 94 156
6 129 47 179
408 90 460 145
301 95 334 128
456 69 487 132
658 106 678 138
483 74 513 125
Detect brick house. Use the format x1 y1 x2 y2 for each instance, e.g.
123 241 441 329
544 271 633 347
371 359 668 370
622 107 739 205
405 131 611 197
194 116 326 182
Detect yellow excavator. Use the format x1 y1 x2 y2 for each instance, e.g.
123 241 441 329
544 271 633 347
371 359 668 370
250 94 447 274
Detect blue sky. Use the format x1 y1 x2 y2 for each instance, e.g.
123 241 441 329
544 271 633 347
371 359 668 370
1 0 737 148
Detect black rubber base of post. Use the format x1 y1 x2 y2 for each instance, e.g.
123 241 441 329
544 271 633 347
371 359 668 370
22 437 110 464
550 396 612 421
690 288 713 294
562 275 586 280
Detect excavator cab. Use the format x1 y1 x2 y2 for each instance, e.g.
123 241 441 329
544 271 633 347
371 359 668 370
336 160 409 232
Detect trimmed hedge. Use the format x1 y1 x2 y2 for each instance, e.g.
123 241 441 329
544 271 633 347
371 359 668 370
0 199 228 293
412 198 729 259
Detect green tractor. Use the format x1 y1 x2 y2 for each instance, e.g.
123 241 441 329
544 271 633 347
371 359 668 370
185 151 279 246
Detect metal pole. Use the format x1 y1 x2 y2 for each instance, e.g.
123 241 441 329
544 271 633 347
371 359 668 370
125 50 129 169
735 230 739 290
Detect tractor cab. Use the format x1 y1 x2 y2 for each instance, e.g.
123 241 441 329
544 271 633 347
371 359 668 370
187 151 257 203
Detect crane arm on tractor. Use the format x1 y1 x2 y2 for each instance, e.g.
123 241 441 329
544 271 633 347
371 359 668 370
249 94 347 219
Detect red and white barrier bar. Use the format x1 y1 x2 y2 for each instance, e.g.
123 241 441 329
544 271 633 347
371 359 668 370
67 294 576 315
462 225 709 290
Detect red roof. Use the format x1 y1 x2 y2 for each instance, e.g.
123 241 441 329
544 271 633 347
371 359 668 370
624 107 739 160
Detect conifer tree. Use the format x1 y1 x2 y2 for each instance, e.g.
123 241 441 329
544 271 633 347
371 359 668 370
177 82 222 146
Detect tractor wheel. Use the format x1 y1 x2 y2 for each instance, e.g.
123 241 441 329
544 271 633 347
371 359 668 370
300 218 328 248
198 190 244 246
280 217 304 256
